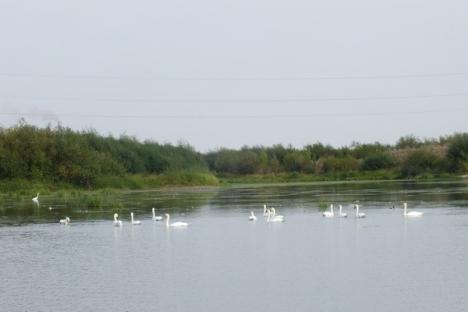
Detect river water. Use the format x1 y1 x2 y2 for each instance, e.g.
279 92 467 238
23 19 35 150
1 181 467 311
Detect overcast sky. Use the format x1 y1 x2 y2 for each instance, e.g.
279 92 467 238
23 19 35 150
1 0 467 151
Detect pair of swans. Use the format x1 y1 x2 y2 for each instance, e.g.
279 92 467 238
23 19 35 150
266 208 285 223
113 212 142 226
323 204 348 218
252 206 284 222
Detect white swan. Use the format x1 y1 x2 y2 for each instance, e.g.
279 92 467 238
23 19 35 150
113 213 123 227
152 208 163 221
249 211 257 221
32 193 39 205
130 212 141 225
59 217 70 225
323 204 334 218
263 204 269 217
355 204 366 218
267 209 285 223
338 205 348 218
165 213 189 227
403 202 423 217
270 208 284 221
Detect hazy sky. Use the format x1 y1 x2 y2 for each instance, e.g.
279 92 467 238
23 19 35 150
1 0 467 151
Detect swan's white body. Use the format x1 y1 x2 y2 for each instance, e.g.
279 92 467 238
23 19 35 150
267 209 285 222
323 204 334 218
355 204 366 218
263 204 269 217
32 193 39 205
59 217 70 225
270 208 284 221
403 203 423 217
165 213 189 227
249 211 257 221
113 213 123 227
130 212 141 225
152 208 163 221
338 205 348 218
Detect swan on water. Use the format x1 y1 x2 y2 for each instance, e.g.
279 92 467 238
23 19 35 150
152 208 163 221
165 213 189 227
59 217 70 225
113 213 123 227
266 209 285 223
403 202 423 217
355 204 366 218
338 205 348 218
270 208 284 221
323 204 334 218
249 211 257 221
32 193 39 205
130 212 141 225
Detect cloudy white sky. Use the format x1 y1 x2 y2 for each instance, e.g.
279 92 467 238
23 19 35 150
1 0 467 151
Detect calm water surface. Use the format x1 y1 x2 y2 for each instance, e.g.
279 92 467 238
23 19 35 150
1 181 468 312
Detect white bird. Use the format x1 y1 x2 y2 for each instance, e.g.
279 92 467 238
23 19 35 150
338 205 348 218
249 211 257 221
113 213 123 227
32 193 39 205
355 204 366 218
152 208 163 221
263 204 269 217
165 213 189 227
403 202 423 217
59 217 70 225
323 204 335 218
270 208 284 221
267 209 285 222
130 212 141 225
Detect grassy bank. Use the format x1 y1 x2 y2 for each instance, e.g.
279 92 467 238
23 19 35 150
218 170 458 185
0 171 219 195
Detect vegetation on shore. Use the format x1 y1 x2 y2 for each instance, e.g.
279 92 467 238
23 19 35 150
1 122 468 193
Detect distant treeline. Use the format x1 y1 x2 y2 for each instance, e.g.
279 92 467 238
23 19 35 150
1 122 468 189
0 122 208 188
205 134 468 178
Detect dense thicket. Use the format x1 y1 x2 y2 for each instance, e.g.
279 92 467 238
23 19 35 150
206 134 468 178
0 123 208 187
1 122 467 189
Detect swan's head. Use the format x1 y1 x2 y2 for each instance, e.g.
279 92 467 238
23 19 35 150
271 208 276 212
114 213 118 218
131 212 134 217
66 217 70 222
165 213 170 218
152 208 155 212
403 202 407 208
330 204 334 208
339 205 342 209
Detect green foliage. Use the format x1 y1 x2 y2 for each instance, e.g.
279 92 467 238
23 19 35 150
361 153 396 171
447 133 468 172
0 123 209 188
401 149 447 177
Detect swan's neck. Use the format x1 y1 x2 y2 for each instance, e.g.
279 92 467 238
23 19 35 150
131 214 134 222
263 205 266 214
166 215 170 226
152 209 155 217
356 205 359 216
330 205 334 214
339 205 342 214
114 215 118 221
404 203 407 215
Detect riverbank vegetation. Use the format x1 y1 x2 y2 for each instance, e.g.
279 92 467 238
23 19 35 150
0 122 467 193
